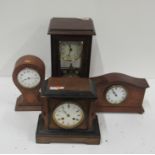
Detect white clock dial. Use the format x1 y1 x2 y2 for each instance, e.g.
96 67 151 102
59 41 83 68
53 102 84 129
106 85 127 104
17 67 41 88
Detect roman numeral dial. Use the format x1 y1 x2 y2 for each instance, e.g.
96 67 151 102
52 102 84 129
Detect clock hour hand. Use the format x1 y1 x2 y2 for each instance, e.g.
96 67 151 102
22 77 31 82
112 89 117 97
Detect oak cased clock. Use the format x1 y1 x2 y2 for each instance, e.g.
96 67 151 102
91 73 149 113
36 77 100 144
12 55 45 111
48 17 96 77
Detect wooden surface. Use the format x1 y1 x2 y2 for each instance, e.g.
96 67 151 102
48 17 96 35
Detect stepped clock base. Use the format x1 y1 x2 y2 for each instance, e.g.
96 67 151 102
36 114 101 144
15 95 41 111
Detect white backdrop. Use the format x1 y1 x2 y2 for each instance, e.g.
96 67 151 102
0 0 155 78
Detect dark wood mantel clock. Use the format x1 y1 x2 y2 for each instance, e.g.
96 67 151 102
36 77 100 144
91 73 149 114
48 17 96 77
12 55 45 111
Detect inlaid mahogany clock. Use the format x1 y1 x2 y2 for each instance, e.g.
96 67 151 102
36 77 100 144
12 55 45 111
48 17 96 77
91 73 149 113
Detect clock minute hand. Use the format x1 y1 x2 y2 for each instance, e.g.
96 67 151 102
62 107 69 115
62 107 70 117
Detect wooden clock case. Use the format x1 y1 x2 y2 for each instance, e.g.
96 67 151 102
36 77 100 144
12 55 45 111
91 73 149 113
48 17 96 77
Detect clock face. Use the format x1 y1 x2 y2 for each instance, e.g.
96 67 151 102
52 102 84 129
106 85 127 104
59 41 83 70
17 67 41 88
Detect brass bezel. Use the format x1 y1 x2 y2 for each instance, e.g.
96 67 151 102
52 102 85 129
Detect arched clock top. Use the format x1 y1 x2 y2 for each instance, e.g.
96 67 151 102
91 72 149 89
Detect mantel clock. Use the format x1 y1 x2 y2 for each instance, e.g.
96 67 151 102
48 17 96 77
91 73 149 113
12 55 45 111
36 77 100 144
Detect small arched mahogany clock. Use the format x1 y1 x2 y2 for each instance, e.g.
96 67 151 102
91 73 149 114
12 55 45 111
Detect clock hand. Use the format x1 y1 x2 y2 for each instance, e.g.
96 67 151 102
68 44 72 52
112 89 117 97
62 107 70 117
22 77 31 82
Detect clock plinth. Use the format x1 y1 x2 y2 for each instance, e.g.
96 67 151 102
36 114 100 144
15 95 41 111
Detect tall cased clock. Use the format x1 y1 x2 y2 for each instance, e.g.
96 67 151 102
48 17 96 77
36 77 100 144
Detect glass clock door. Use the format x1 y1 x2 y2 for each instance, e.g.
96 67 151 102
59 41 83 76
